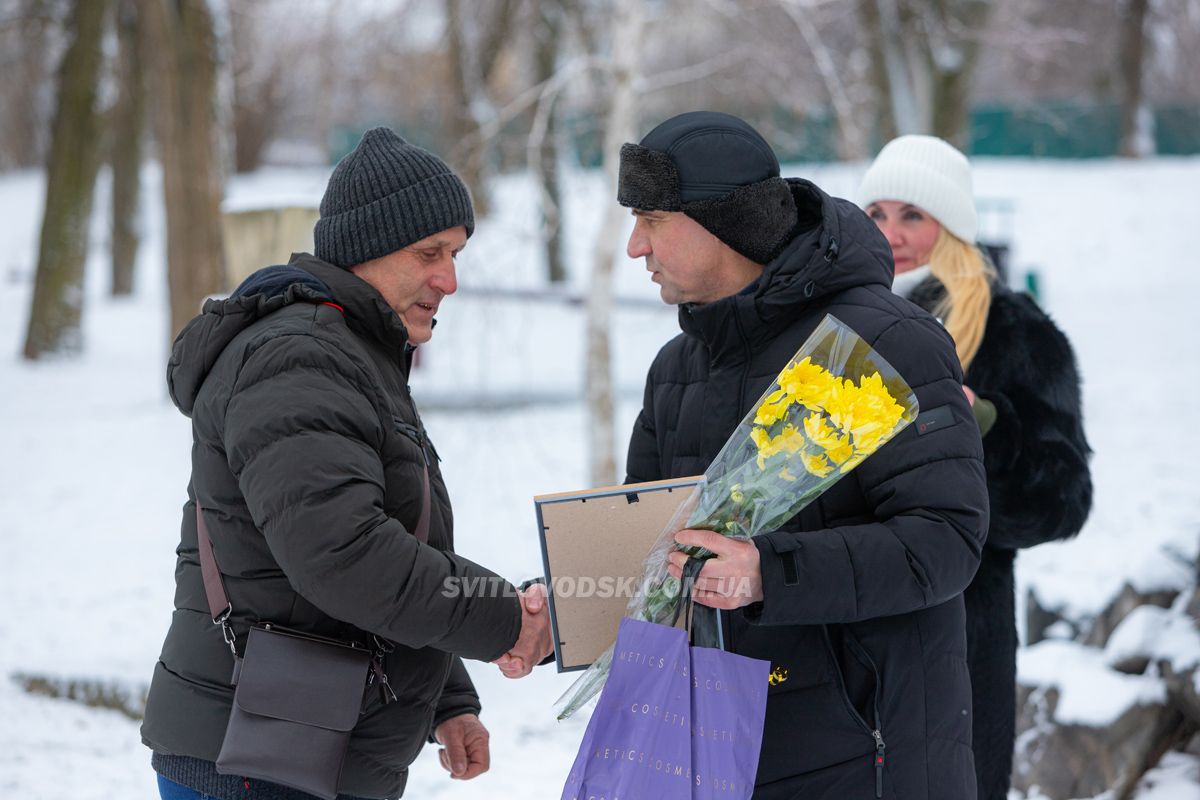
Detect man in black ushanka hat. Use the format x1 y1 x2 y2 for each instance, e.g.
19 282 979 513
620 111 990 800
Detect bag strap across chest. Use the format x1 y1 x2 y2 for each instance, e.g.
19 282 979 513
195 461 431 632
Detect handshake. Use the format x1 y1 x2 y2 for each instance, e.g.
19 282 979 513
492 582 553 678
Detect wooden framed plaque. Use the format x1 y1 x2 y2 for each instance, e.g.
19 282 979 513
534 476 702 672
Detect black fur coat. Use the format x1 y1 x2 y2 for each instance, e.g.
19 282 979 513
908 278 1093 800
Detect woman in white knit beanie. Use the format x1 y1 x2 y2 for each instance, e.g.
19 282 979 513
859 136 1094 800
857 134 992 368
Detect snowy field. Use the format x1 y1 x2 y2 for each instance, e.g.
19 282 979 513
1 155 1198 799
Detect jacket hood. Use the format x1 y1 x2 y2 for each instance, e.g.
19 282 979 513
680 179 894 357
167 264 334 416
168 254 421 416
758 179 894 311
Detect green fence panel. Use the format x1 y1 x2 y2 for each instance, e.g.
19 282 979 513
969 103 1123 158
1154 106 1200 155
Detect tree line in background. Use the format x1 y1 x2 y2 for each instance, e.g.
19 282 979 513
4 0 1198 482
12 0 225 359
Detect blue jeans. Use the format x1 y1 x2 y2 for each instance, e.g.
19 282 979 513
157 775 214 800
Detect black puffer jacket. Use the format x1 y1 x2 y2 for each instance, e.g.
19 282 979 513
907 278 1092 800
626 181 990 800
141 254 521 799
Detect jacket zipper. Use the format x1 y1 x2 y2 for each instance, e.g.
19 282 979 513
824 627 887 797
721 308 758 654
731 306 752 418
873 728 886 798
395 418 433 465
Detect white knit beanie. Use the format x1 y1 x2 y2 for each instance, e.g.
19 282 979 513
857 135 978 243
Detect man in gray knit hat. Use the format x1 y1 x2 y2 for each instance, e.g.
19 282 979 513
142 128 552 800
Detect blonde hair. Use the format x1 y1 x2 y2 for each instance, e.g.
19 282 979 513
928 228 995 370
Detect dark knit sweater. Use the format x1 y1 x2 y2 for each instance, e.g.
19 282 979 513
153 754 372 800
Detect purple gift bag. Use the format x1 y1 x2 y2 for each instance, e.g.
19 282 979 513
561 617 770 800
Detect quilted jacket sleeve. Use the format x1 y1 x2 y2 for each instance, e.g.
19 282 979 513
431 658 481 736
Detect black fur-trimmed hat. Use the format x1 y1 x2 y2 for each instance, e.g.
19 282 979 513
617 111 798 264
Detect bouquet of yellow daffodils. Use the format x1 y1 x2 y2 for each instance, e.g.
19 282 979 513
555 314 919 719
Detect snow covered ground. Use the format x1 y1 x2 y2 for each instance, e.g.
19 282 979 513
1 154 1198 798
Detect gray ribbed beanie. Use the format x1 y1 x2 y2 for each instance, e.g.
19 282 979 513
314 127 475 269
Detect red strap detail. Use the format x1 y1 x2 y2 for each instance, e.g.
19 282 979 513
321 301 345 313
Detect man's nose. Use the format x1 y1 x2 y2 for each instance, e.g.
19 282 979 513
627 220 650 259
430 257 458 295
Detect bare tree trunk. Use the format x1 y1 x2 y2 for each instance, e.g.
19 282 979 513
533 0 567 283
1118 0 1153 157
140 0 227 343
110 0 144 296
779 0 868 160
927 0 991 147
445 0 517 218
586 0 642 487
0 1 56 170
230 0 283 173
861 0 990 145
22 0 110 360
873 0 927 135
859 0 897 146
444 0 485 213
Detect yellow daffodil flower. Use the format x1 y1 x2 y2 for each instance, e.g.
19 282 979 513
799 451 833 478
803 412 842 450
779 357 839 410
824 437 855 465
755 398 790 427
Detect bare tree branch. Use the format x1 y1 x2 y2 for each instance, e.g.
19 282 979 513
467 54 605 151
777 0 868 159
634 46 750 94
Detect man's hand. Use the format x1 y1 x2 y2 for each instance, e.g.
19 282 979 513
434 713 490 780
492 583 552 678
963 384 976 406
666 529 764 610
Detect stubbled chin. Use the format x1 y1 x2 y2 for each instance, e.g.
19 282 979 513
402 320 433 344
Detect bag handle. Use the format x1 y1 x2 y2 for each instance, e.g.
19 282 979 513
670 555 708 634
195 505 238 657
